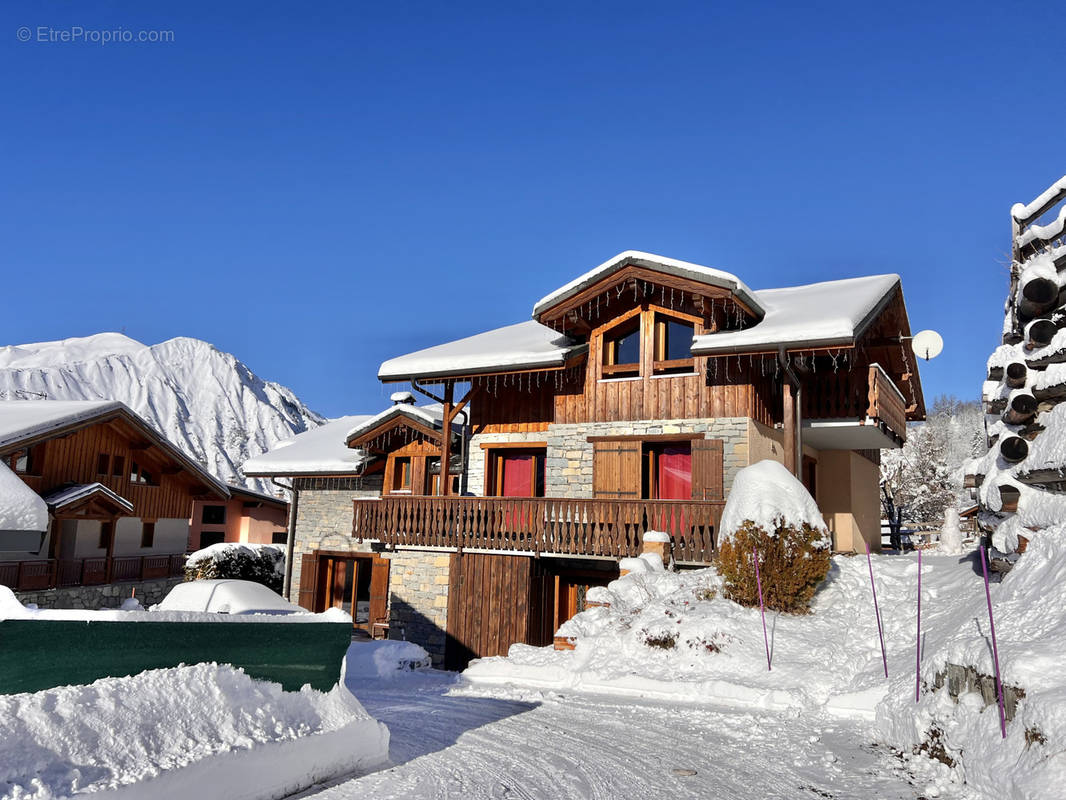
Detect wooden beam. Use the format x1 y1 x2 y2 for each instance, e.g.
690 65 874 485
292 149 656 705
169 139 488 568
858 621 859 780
783 381 797 476
440 383 454 496
447 384 479 424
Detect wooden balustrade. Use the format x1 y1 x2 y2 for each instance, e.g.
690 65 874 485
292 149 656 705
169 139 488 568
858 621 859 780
867 363 907 442
354 496 724 563
0 553 186 593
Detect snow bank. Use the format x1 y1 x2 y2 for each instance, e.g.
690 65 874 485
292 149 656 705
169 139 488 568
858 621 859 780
718 459 828 546
877 529 1066 799
0 662 389 800
344 640 432 678
0 461 47 533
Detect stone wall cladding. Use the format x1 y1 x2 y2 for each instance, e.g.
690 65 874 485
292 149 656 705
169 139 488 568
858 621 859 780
16 576 183 610
466 430 551 495
289 476 383 596
543 417 752 498
384 550 450 666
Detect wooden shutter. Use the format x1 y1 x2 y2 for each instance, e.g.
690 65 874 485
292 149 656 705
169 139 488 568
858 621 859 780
691 438 724 501
297 553 319 611
369 556 390 625
592 441 641 499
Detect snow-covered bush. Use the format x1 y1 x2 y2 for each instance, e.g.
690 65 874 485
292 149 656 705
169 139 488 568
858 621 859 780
184 543 285 593
716 460 831 614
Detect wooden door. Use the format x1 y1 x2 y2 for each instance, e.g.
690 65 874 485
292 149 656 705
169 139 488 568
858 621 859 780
300 552 389 632
445 552 545 670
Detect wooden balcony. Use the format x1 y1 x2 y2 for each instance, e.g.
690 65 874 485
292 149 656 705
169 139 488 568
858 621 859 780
0 554 186 593
353 496 725 563
866 363 907 443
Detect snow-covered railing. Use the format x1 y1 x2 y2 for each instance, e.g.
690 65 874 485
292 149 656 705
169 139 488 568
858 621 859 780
1012 175 1066 260
866 363 907 443
353 496 724 563
0 554 185 592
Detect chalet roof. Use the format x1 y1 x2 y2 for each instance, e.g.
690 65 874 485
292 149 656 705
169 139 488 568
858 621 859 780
41 482 135 514
226 484 289 507
242 415 374 477
344 403 464 447
532 251 764 320
378 321 581 382
0 400 229 499
691 274 901 356
0 461 48 533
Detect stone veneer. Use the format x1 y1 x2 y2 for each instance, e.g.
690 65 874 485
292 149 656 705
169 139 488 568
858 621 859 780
468 417 753 498
288 475 383 597
15 576 183 610
383 550 450 666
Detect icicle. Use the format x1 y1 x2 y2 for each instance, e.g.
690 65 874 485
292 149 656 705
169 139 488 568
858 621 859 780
661 285 665 305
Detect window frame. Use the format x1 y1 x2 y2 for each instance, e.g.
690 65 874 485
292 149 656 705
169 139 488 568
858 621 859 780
485 446 547 497
595 304 702 382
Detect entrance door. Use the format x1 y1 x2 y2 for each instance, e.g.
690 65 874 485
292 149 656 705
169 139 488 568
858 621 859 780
301 552 389 633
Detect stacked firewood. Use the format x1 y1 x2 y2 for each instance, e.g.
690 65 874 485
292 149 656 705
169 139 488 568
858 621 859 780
967 176 1066 559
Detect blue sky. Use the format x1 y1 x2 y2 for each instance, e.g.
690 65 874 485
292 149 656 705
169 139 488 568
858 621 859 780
2 1 1063 417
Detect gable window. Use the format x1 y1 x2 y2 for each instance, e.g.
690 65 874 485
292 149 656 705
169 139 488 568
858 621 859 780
10 445 43 476
653 314 695 375
486 448 546 497
601 318 641 379
111 455 125 479
129 462 156 486
96 453 110 475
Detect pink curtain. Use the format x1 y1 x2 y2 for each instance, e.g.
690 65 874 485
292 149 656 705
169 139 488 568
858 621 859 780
657 445 691 500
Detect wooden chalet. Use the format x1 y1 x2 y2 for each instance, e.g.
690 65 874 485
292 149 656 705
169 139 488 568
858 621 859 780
249 250 927 668
0 400 229 594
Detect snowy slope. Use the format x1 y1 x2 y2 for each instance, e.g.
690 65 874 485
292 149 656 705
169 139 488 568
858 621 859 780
0 333 325 493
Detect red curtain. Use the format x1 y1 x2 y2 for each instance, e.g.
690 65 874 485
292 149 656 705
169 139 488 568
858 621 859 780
657 445 692 500
502 454 534 497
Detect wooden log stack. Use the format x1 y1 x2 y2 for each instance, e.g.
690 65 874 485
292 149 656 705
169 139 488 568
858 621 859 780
975 176 1066 552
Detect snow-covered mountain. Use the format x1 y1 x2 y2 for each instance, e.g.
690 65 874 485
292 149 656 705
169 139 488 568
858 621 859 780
0 333 326 493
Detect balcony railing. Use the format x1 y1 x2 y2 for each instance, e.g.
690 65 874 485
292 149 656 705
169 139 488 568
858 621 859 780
354 496 724 563
866 363 907 443
0 554 186 593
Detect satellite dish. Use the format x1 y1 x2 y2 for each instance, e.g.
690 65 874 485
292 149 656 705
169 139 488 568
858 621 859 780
910 329 944 360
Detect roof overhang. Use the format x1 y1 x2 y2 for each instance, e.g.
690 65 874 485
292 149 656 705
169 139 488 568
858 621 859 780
802 419 902 451
43 482 135 516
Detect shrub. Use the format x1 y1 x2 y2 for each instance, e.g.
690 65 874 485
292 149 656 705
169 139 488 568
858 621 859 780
184 543 284 594
717 516 831 614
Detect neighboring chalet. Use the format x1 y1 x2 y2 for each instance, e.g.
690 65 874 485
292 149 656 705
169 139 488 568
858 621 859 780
0 401 229 605
189 485 289 551
246 251 926 668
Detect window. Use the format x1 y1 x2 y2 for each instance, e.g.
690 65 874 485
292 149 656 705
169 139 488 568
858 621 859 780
601 318 641 378
487 448 546 497
96 453 110 475
271 531 288 544
199 530 225 547
10 445 42 475
129 462 156 486
643 442 692 500
140 521 155 548
201 504 227 525
392 457 412 492
653 315 695 375
111 455 125 478
98 521 114 550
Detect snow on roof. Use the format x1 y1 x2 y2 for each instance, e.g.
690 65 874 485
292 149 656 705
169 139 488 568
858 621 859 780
0 461 47 532
692 274 900 356
41 482 134 514
718 460 828 546
242 414 374 476
343 403 457 445
378 321 580 382
0 400 123 450
532 251 764 320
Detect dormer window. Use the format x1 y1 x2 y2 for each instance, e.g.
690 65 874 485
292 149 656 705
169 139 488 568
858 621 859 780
602 318 641 379
653 314 695 375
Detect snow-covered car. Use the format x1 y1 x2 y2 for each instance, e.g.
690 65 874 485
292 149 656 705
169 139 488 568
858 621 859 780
155 579 307 615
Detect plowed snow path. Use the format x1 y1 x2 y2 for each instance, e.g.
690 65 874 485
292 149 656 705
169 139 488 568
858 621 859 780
297 674 968 800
